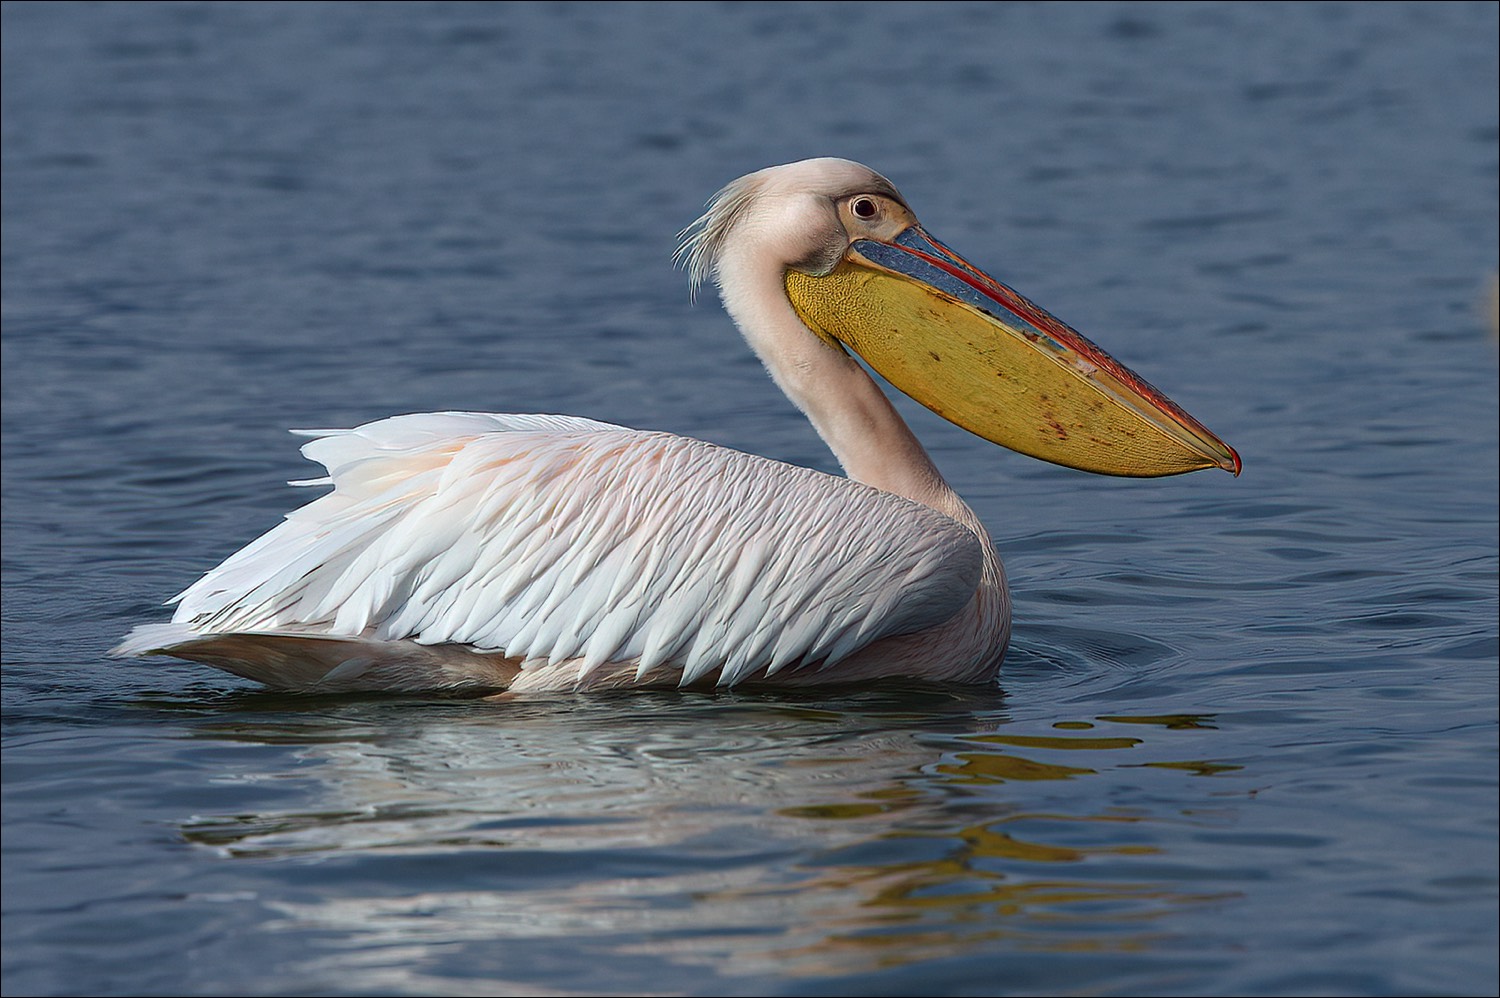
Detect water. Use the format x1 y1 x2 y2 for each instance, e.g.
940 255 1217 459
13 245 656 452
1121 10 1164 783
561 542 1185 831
3 2 1496 994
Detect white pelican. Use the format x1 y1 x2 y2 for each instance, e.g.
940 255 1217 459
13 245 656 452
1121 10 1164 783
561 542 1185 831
113 158 1239 693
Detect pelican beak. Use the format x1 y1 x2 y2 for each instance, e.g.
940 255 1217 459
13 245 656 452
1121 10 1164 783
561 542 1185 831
784 226 1241 477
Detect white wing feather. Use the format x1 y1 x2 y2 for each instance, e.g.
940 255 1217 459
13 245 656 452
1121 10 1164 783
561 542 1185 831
163 412 983 688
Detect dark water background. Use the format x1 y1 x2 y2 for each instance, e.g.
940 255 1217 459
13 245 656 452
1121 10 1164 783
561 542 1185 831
3 2 1496 995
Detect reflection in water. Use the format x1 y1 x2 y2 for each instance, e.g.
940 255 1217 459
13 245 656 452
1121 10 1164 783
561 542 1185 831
710 829 1235 976
173 695 1247 988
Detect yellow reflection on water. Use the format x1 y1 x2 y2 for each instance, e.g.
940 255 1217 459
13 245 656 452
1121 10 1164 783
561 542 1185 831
938 750 1097 783
1096 713 1219 730
171 702 1247 985
1132 760 1244 777
707 807 1235 975
971 732 1143 750
734 724 1243 975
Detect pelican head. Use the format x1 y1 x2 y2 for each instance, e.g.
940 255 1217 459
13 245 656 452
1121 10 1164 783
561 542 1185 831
680 158 1240 478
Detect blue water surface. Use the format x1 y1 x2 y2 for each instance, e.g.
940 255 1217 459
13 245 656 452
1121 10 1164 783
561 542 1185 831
3 3 1497 996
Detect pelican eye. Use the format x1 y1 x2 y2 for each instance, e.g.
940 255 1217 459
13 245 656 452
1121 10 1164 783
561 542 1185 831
851 197 878 220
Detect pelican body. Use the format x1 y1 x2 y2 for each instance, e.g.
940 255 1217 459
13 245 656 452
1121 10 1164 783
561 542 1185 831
114 159 1238 693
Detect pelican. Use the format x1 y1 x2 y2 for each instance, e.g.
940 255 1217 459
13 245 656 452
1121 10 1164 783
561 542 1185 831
113 158 1239 693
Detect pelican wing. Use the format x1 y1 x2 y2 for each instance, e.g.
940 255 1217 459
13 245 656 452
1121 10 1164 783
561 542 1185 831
158 412 984 689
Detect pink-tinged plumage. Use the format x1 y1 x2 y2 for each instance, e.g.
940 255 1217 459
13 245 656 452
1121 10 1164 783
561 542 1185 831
116 412 1008 691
